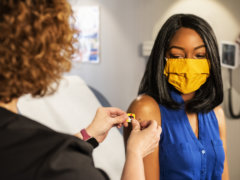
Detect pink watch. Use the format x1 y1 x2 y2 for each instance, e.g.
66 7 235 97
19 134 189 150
80 129 91 141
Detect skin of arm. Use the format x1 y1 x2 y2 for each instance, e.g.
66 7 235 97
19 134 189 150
121 152 145 180
124 94 161 180
74 132 83 140
214 106 230 180
121 119 161 180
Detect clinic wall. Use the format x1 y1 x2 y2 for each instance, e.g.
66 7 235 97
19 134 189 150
68 0 240 179
68 0 175 111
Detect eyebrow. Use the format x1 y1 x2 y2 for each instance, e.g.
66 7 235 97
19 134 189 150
168 46 184 51
194 45 205 50
168 44 206 51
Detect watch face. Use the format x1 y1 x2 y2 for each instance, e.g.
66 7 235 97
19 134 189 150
86 137 99 148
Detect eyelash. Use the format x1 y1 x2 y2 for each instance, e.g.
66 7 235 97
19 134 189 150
169 54 184 58
169 53 206 59
195 54 206 58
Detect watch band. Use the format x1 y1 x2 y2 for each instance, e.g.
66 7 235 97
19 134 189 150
80 129 91 141
86 137 99 148
80 129 99 148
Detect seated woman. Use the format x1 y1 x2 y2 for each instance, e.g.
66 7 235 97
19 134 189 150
0 0 161 180
124 14 229 180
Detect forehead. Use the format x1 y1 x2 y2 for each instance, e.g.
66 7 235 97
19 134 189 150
169 27 205 47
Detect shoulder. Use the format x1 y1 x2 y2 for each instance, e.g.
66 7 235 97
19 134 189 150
128 94 159 112
213 106 225 126
128 94 161 125
213 106 226 137
213 105 224 116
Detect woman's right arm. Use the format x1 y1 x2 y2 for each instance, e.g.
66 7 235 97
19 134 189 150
123 95 161 180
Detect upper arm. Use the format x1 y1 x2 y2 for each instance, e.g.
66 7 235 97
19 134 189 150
214 106 227 151
123 94 161 180
214 106 229 179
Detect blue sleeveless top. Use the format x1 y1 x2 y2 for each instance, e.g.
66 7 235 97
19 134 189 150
159 91 225 180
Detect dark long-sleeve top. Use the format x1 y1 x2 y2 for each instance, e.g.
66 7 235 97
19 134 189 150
0 107 109 180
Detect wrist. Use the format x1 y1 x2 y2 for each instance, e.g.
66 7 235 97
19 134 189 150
85 126 101 142
86 124 106 143
80 128 99 148
74 132 83 140
80 129 91 140
126 150 143 165
126 148 142 159
85 126 94 137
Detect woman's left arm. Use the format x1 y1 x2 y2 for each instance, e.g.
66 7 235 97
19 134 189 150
214 106 229 180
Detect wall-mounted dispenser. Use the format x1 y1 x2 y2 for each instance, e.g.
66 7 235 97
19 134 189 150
220 41 239 69
222 37 240 119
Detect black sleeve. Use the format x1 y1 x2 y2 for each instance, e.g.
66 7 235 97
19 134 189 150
35 138 110 180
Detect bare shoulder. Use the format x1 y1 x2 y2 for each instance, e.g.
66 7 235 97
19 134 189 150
214 106 224 117
128 94 161 125
213 106 226 137
213 106 225 126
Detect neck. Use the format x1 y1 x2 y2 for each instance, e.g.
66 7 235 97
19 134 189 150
181 92 195 102
0 99 19 114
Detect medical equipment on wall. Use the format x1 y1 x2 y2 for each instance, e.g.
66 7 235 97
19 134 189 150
220 41 239 69
220 38 240 119
228 68 240 118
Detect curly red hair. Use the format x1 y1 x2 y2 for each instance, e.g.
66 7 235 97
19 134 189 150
0 0 76 103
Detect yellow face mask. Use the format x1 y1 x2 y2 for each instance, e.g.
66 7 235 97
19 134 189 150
163 58 210 94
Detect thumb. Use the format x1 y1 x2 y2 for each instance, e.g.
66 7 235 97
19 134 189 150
132 119 140 131
146 120 158 130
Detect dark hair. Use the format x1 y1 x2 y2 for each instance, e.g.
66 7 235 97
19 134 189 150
138 14 223 113
0 0 76 103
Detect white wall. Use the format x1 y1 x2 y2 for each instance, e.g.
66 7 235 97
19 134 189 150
68 0 176 111
68 0 240 179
